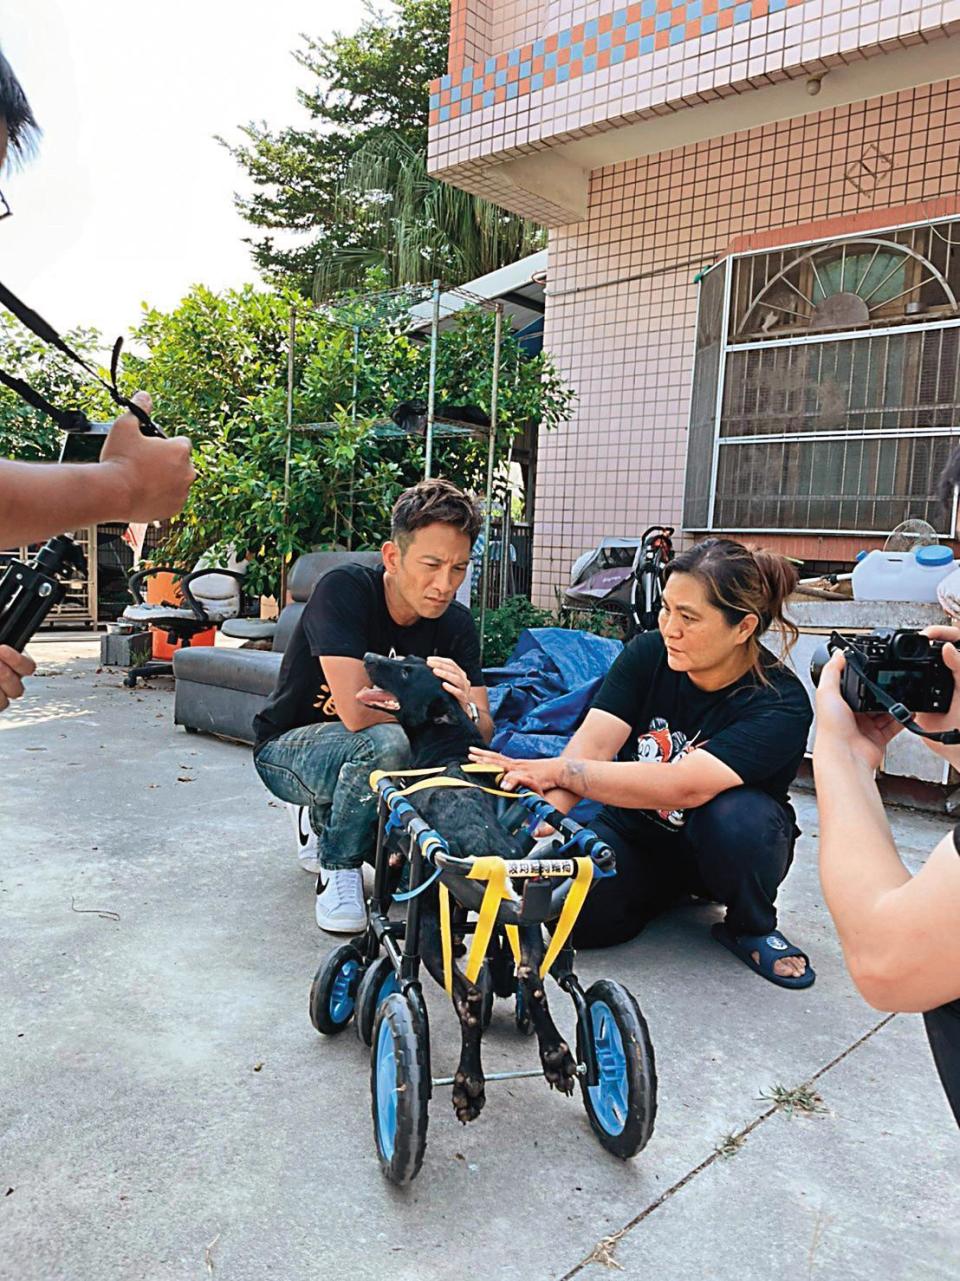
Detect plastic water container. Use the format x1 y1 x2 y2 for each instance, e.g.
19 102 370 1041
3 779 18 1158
851 545 957 602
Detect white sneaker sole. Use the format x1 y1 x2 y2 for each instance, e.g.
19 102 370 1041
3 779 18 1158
314 906 367 934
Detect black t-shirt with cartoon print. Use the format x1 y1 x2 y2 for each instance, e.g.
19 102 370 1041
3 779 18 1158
253 563 483 749
589 630 813 839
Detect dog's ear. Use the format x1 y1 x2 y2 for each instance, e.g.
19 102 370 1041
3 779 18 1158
426 694 461 725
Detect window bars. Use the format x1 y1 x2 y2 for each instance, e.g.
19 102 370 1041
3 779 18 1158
684 217 960 537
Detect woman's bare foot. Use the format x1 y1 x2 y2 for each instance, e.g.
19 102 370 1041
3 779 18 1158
753 949 807 980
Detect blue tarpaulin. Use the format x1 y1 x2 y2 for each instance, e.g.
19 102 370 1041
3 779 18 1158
487 627 622 752
486 628 622 821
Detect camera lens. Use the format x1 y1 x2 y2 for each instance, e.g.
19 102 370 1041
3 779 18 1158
891 631 927 661
810 643 830 686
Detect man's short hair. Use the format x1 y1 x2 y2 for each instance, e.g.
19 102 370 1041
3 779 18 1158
0 49 40 166
390 478 482 551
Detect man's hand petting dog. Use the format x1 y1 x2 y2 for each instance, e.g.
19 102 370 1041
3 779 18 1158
426 655 472 712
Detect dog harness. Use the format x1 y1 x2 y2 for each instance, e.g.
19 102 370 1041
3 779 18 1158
369 764 601 993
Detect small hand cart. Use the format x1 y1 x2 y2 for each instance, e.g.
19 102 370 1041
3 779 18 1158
309 767 658 1185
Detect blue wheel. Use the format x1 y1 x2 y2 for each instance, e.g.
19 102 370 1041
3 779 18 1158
355 955 401 1046
370 993 429 1184
577 979 657 1158
309 943 362 1035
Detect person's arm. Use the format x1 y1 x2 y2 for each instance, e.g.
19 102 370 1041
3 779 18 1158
470 684 494 744
426 655 493 743
319 655 397 733
814 650 960 1012
534 709 634 817
474 745 743 810
471 705 742 809
0 393 194 546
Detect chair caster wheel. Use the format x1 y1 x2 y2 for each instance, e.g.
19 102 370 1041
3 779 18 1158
123 674 137 688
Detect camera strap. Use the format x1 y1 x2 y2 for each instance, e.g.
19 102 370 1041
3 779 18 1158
0 279 163 437
841 646 960 744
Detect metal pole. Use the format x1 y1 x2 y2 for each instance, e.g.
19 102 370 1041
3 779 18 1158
347 323 360 550
478 303 503 659
424 279 441 479
351 323 360 423
280 304 296 606
499 430 516 604
499 491 511 604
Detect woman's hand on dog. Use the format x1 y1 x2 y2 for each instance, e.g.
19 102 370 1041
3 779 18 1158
468 747 570 794
426 655 472 711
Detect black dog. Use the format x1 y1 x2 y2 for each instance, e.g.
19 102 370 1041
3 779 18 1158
359 652 578 1124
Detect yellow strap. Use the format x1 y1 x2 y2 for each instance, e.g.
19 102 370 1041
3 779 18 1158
370 765 593 983
464 857 513 984
504 923 521 964
539 857 593 978
368 764 527 801
439 882 453 997
387 775 482 798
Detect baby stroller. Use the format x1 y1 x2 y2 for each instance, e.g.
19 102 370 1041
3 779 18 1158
564 526 674 637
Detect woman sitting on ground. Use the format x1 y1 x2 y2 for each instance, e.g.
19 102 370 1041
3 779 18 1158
472 537 815 988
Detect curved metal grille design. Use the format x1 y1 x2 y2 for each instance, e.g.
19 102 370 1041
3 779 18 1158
683 218 960 536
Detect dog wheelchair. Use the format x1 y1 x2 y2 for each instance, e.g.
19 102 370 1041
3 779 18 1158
308 765 658 1185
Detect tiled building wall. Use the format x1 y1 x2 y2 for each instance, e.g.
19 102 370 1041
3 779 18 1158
431 0 960 219
530 76 960 603
449 0 491 68
491 0 548 52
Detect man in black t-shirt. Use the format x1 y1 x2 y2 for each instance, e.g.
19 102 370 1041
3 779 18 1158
472 540 816 988
254 480 491 933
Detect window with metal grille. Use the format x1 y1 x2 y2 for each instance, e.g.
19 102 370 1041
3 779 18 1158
683 219 960 536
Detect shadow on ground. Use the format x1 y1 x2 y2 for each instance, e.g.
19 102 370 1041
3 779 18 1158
1 638 956 1281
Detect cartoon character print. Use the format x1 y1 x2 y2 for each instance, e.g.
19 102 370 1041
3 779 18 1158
634 717 702 827
314 647 401 722
313 682 337 718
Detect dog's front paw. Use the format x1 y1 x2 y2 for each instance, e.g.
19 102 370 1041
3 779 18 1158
452 1071 486 1124
540 1040 577 1096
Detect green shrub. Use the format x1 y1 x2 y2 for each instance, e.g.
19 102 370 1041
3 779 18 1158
475 596 554 667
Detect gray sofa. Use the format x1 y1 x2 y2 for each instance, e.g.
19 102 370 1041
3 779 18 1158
173 550 382 744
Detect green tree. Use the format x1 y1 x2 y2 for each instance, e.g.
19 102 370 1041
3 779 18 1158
0 314 114 462
223 0 542 295
315 136 544 300
127 285 573 598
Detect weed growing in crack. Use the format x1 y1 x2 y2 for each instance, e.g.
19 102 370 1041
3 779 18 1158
759 1082 828 1117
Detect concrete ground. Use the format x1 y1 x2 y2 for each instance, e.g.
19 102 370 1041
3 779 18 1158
1 635 957 1281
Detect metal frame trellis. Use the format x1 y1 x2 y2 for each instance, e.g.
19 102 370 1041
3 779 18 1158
280 281 506 656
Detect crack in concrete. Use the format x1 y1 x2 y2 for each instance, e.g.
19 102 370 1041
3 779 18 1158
558 1012 897 1280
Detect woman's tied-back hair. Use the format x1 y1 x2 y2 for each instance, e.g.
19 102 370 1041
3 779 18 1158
0 50 40 166
664 537 799 679
391 478 482 551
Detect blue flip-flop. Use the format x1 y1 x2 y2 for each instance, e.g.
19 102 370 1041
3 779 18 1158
711 922 816 990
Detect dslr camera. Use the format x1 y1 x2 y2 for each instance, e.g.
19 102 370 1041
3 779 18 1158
810 629 952 714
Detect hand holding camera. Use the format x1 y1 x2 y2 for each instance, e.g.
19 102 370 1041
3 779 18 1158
98 391 195 524
909 625 960 763
813 627 960 771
